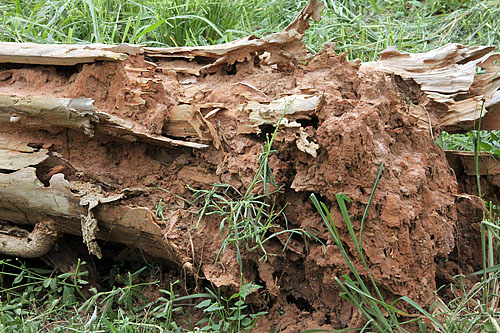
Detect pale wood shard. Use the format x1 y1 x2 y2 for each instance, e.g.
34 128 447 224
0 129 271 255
296 127 320 158
95 111 209 149
234 94 323 157
0 166 176 261
284 0 325 35
361 44 494 93
0 95 98 135
0 94 208 149
237 94 324 134
0 42 137 65
162 104 221 148
360 44 500 132
0 137 49 171
0 146 48 170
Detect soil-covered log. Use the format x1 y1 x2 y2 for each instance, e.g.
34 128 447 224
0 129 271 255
0 0 495 330
0 136 175 261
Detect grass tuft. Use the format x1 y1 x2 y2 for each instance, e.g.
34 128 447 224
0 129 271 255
1 1 499 61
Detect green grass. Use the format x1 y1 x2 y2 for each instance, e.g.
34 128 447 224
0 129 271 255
310 167 500 332
0 258 264 332
187 109 321 275
0 0 499 60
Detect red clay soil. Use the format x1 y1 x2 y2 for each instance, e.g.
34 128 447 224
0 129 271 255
0 43 483 331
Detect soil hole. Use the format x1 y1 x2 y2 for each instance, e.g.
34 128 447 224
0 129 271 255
286 294 314 313
296 115 319 129
35 156 75 187
222 63 237 75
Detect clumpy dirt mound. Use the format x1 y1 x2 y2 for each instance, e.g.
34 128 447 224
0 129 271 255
295 53 456 294
0 44 462 331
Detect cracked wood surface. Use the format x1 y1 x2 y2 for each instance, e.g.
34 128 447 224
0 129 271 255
361 44 500 132
0 143 175 261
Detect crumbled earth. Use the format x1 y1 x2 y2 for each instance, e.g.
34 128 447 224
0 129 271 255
0 42 482 331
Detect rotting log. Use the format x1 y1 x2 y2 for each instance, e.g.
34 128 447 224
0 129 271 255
0 0 327 263
0 95 207 149
0 138 176 261
0 0 495 270
0 0 495 261
0 1 499 330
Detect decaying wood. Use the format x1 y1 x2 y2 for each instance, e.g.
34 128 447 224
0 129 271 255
0 142 176 261
0 140 49 170
0 219 58 258
0 95 207 149
165 94 323 156
0 0 499 263
0 42 140 65
445 150 500 207
445 150 500 177
361 44 500 133
0 0 328 260
144 0 324 75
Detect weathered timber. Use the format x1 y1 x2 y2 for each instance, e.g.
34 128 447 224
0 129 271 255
0 153 175 261
0 95 208 149
0 42 140 65
0 219 58 258
361 44 500 133
0 0 499 264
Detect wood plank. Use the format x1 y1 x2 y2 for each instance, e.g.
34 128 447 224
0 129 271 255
0 42 138 65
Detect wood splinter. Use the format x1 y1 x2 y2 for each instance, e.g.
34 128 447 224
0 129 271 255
0 219 59 258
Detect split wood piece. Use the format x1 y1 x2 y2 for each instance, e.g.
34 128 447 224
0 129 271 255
0 219 58 258
0 42 143 66
0 94 207 149
144 0 325 75
0 137 49 171
0 0 323 68
237 94 323 134
162 93 324 156
166 104 222 149
0 167 177 262
237 94 323 157
360 44 500 133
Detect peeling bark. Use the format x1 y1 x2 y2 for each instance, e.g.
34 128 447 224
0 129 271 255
360 44 500 133
0 95 207 149
0 42 137 65
0 145 176 261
